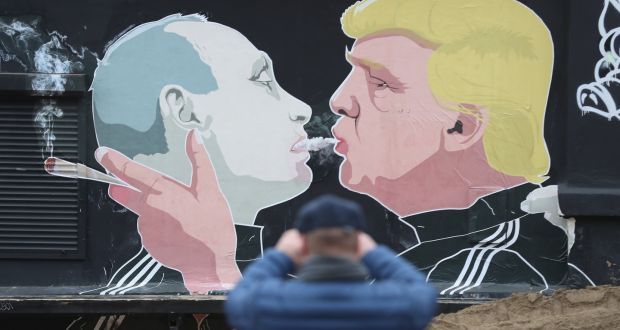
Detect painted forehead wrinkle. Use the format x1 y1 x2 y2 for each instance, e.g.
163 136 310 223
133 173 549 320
345 51 386 70
345 51 403 85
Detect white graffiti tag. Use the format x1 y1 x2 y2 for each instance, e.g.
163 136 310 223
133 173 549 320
577 0 620 120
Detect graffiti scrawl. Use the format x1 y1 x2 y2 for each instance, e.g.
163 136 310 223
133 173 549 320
577 0 620 120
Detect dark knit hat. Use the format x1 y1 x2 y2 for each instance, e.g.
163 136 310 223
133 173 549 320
294 195 366 234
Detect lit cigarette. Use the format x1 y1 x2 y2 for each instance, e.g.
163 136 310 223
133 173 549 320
293 137 337 152
44 157 130 187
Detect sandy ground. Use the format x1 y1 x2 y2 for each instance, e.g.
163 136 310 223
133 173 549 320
429 286 620 330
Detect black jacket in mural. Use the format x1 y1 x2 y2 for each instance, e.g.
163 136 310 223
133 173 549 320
68 183 592 329
85 183 589 298
67 225 264 329
76 224 263 296
392 183 590 297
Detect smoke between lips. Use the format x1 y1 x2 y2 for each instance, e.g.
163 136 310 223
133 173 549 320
292 137 337 152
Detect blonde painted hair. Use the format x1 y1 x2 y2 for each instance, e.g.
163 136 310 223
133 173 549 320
342 0 553 183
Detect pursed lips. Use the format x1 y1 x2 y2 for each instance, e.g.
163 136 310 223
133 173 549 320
290 135 309 153
331 129 348 155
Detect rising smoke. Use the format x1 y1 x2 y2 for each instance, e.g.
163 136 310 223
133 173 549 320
304 110 340 167
0 16 98 157
33 101 63 157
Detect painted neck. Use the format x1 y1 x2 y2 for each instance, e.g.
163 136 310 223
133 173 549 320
132 145 263 226
359 141 527 217
135 122 264 225
225 196 264 226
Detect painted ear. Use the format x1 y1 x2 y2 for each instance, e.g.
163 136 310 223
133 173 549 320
442 105 488 152
159 84 201 129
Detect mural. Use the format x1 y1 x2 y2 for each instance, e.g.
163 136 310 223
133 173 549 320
1 0 613 328
46 1 593 296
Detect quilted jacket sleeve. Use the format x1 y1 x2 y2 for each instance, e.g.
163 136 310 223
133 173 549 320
225 248 293 329
362 246 437 330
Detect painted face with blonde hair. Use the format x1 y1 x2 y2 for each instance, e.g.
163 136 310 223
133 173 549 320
330 34 458 186
330 0 554 215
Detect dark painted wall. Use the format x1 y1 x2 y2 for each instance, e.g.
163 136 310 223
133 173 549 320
0 0 619 329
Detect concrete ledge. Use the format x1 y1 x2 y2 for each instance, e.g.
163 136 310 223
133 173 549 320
0 295 491 315
0 295 227 314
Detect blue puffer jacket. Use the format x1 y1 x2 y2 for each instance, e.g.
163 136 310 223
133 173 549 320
225 246 437 330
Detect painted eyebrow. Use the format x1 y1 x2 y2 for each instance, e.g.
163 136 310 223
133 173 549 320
345 51 403 85
345 51 386 70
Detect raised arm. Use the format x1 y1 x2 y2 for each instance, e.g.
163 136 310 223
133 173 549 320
225 230 299 329
358 233 437 330
95 130 241 293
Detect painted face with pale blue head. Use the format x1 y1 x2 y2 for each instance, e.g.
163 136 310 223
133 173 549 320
93 16 313 224
165 21 312 184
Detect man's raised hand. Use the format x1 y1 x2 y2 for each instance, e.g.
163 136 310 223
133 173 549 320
95 130 241 293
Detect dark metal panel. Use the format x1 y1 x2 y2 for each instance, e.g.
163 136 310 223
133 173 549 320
0 91 86 259
559 0 620 216
0 73 86 96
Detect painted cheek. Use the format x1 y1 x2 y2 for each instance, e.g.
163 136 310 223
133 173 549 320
342 116 381 182
373 96 398 113
371 88 395 107
398 113 443 166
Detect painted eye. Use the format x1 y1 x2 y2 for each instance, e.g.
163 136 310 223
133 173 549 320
368 75 389 90
254 70 272 87
372 80 390 90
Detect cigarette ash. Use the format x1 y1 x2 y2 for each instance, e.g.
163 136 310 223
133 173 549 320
43 156 56 173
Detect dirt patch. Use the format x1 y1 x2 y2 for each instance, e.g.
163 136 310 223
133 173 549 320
429 286 620 330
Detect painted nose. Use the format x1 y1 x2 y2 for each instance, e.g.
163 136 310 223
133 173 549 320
330 84 360 119
288 100 311 125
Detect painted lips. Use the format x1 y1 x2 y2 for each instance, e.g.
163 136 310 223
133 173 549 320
290 136 308 153
331 130 348 154
334 138 348 154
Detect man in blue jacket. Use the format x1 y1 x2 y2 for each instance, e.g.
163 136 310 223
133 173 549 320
226 195 437 330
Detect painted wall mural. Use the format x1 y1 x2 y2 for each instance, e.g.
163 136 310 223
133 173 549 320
59 0 594 300
2 0 617 328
